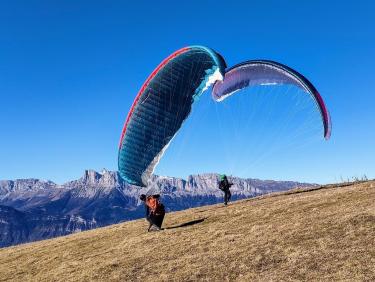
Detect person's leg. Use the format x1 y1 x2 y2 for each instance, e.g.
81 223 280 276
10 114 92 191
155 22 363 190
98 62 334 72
146 217 153 231
155 212 165 229
228 190 232 202
224 190 228 205
148 214 161 231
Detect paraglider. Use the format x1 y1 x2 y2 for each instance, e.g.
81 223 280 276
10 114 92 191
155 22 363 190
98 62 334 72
140 193 165 231
212 60 331 139
118 46 331 188
218 174 233 206
118 46 226 187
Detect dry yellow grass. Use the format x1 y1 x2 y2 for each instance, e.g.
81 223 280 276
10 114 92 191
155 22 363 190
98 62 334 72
0 181 374 281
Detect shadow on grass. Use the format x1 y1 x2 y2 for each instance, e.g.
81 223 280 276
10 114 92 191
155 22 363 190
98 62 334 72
165 218 207 230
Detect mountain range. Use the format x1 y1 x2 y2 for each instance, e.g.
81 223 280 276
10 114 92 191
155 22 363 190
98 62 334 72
0 170 314 248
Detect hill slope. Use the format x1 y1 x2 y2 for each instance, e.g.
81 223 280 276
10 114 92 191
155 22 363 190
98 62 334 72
0 181 374 281
0 170 312 247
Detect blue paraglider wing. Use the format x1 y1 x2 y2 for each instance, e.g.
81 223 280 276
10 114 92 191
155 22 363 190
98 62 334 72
118 46 226 186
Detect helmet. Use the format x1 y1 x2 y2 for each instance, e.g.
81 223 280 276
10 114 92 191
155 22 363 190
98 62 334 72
220 174 226 180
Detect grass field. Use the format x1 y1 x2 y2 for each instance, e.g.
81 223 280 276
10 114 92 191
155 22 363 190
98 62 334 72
0 181 374 281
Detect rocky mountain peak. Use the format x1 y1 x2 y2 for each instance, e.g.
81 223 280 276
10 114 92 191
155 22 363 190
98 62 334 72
82 170 101 184
0 179 58 195
80 170 120 188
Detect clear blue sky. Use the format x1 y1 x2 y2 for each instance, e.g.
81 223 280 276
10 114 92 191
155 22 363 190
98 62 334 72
1 0 374 184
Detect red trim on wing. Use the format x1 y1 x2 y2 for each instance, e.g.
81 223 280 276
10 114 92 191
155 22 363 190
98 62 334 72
314 91 331 139
119 47 190 149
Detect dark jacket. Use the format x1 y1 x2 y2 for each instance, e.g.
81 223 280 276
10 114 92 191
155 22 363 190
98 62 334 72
219 176 231 191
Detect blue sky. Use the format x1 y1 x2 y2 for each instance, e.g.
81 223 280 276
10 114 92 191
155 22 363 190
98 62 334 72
1 0 374 184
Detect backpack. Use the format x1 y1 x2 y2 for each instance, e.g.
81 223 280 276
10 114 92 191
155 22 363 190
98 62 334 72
219 178 232 191
146 196 165 215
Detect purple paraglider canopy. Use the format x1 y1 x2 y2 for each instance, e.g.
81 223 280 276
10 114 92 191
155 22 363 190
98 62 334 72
212 60 331 140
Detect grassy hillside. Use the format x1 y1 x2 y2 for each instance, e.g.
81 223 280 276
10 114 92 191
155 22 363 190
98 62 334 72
0 181 374 281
